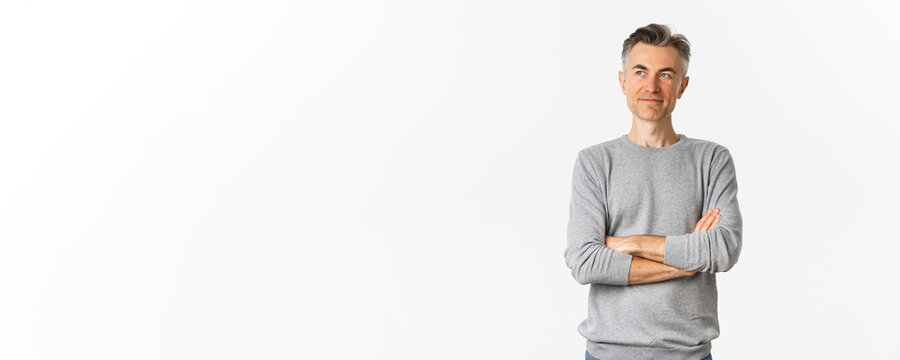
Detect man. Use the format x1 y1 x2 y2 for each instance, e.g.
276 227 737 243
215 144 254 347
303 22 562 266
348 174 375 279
564 23 743 360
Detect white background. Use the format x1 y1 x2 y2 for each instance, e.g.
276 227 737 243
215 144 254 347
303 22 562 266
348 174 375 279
1 1 898 359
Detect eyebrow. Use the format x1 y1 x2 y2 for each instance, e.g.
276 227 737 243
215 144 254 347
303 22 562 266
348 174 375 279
631 64 678 74
659 67 678 74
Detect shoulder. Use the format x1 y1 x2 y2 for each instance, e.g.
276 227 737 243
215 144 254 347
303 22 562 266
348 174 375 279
682 136 738 175
571 137 622 178
683 135 734 161
576 136 623 159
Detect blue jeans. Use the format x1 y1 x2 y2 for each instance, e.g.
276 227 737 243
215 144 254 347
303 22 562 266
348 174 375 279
585 350 711 360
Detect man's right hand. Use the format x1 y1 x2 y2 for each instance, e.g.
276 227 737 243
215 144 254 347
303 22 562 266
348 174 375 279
678 208 721 277
693 208 721 233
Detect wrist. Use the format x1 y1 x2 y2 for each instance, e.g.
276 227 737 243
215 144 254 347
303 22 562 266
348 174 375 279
623 235 643 256
623 235 644 257
634 235 666 262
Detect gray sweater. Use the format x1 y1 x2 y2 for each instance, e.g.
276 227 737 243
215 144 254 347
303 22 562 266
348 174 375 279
564 134 743 360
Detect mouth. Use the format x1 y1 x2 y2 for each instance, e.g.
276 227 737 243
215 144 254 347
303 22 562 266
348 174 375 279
639 98 663 104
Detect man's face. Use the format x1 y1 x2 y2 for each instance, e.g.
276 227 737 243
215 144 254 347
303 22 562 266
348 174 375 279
618 42 690 122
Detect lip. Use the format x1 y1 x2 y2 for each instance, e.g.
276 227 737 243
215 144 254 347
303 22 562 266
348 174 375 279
639 98 663 103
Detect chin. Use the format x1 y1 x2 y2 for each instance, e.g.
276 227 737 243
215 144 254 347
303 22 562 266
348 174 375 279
637 113 662 122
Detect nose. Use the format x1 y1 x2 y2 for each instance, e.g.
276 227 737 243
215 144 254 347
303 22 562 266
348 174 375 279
645 78 660 93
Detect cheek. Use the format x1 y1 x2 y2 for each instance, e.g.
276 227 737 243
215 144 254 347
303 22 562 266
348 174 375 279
668 86 682 98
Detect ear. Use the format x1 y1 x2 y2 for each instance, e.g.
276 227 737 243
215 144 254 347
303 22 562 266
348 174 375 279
677 76 689 99
618 71 626 94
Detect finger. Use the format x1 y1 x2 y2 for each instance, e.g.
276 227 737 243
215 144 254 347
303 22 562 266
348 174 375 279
698 208 717 232
702 208 721 231
693 209 712 232
709 213 721 229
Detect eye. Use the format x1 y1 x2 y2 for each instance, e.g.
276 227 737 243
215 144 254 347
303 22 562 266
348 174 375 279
636 70 646 76
660 73 672 78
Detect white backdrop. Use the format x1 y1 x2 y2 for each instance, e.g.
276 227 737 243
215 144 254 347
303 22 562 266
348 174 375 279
1 1 898 359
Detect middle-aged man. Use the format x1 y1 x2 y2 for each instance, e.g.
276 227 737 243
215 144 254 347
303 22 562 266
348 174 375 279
564 24 743 360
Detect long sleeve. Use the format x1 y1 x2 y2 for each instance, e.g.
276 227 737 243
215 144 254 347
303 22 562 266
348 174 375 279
664 148 743 273
564 150 633 285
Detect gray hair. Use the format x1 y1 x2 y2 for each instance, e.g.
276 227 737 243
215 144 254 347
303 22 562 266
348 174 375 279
621 23 691 77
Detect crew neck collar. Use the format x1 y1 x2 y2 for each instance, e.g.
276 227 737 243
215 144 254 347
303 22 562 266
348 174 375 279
620 133 688 151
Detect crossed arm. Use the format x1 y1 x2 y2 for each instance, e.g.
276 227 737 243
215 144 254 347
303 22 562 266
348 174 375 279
606 208 722 285
564 148 742 286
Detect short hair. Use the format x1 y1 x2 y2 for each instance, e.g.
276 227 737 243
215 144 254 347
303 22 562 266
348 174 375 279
621 23 691 77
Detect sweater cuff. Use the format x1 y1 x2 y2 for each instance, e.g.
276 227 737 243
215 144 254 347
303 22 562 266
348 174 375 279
664 234 690 270
614 252 634 285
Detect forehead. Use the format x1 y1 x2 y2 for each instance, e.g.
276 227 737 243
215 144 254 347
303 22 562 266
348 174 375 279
625 42 683 71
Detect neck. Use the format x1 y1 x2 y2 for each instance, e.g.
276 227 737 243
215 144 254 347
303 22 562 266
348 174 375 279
627 115 680 148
